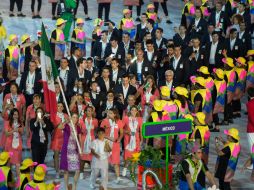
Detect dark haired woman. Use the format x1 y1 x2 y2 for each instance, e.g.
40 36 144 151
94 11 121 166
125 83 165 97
3 82 26 122
30 107 53 164
100 108 123 183
60 113 81 190
79 106 98 179
4 108 23 177
136 75 160 122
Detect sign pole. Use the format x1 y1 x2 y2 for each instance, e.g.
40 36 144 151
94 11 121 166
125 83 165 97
142 119 192 188
165 135 169 188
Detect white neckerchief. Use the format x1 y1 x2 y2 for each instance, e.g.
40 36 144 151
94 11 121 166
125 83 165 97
109 119 116 146
12 120 19 148
11 93 18 107
57 112 65 122
145 89 152 103
126 117 138 151
106 101 113 110
35 121 46 143
78 104 84 118
83 118 93 154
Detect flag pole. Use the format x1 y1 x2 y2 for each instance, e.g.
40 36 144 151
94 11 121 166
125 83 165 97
56 76 82 154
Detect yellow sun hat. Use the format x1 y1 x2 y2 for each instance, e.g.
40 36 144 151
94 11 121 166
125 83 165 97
8 34 18 43
224 128 240 141
222 57 234 68
153 99 163 112
0 152 12 165
195 76 206 87
174 86 189 98
195 112 206 125
160 86 170 97
76 18 84 25
213 68 224 80
185 114 194 121
34 164 47 181
235 57 246 65
20 158 37 170
198 66 210 75
56 18 67 26
21 34 30 44
147 3 155 10
246 50 254 57
123 9 132 15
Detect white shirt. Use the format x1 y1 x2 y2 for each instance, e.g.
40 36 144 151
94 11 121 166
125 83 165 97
137 60 143 74
122 84 129 99
147 51 154 62
59 67 69 89
209 41 218 65
239 31 245 39
91 92 97 99
193 47 200 61
26 71 35 94
112 45 118 55
91 139 110 160
104 78 110 91
156 38 162 48
215 11 221 28
230 38 236 50
141 23 146 29
195 18 201 28
123 41 130 55
173 55 181 70
112 69 118 82
166 81 173 91
100 40 108 58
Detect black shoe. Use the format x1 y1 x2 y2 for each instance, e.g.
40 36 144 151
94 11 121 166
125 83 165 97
244 111 248 115
236 113 241 118
166 19 173 24
85 17 92 21
220 120 229 125
210 128 220 132
135 17 141 22
52 16 57 20
17 13 26 17
32 15 36 19
36 15 42 19
9 13 15 17
228 119 234 124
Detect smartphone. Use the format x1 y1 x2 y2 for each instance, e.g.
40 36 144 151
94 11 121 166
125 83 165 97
7 99 10 104
37 112 42 119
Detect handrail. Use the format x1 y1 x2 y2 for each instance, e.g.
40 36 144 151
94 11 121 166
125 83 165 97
142 169 163 190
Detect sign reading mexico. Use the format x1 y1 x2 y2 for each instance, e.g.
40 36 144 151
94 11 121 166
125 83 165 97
142 119 192 138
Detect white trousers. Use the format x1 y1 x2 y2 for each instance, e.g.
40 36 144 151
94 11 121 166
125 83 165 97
90 158 109 190
247 133 254 153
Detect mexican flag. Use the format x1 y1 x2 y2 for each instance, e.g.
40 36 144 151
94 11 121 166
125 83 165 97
40 23 58 122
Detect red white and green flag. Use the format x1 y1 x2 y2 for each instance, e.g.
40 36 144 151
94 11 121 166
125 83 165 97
40 23 58 122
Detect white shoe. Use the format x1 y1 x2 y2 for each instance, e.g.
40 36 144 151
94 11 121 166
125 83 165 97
114 177 122 184
89 184 95 189
122 167 127 177
247 165 253 170
55 173 60 179
79 173 84 180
